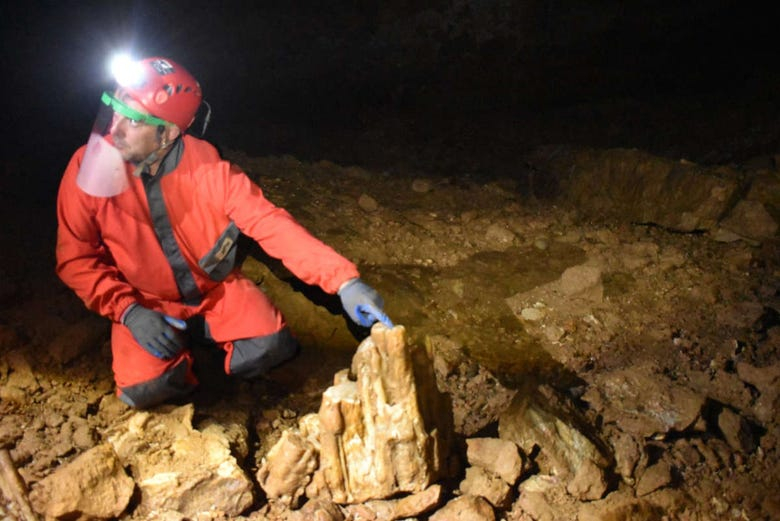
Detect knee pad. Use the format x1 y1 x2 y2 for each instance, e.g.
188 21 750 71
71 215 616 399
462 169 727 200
118 359 196 409
227 328 299 379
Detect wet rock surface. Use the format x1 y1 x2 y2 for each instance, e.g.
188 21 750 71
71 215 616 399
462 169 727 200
0 144 778 520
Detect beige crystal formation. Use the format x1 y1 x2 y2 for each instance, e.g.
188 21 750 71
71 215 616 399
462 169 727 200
259 323 456 505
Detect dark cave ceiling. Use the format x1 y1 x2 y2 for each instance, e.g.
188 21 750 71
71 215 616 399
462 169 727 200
0 1 775 200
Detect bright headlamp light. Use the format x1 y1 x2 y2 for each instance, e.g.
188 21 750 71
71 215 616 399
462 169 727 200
110 53 145 88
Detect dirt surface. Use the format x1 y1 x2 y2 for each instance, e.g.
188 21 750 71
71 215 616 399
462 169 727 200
1 122 779 519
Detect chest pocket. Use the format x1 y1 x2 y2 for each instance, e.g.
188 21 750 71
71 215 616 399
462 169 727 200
199 221 240 281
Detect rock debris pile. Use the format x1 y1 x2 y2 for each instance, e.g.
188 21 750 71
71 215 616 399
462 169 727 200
0 146 778 520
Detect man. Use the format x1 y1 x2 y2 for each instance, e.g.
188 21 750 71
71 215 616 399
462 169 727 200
56 56 390 409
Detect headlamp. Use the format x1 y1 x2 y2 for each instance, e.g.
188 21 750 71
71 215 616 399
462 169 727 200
110 53 145 88
100 92 170 127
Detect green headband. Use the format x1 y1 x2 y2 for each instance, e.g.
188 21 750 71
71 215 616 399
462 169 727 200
101 92 170 127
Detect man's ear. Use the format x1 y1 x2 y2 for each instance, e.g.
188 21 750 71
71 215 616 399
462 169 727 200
159 125 181 149
165 125 181 143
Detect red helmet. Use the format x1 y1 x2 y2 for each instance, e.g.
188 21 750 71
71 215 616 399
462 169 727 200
114 56 202 131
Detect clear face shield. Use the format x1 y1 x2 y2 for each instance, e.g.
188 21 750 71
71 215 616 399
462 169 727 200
75 91 168 197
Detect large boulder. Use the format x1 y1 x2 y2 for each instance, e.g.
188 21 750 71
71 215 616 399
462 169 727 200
582 363 705 438
528 147 739 231
526 147 780 242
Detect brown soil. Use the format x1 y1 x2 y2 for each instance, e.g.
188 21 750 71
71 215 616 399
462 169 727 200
1 136 778 519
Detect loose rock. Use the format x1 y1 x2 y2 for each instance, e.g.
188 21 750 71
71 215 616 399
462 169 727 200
29 444 134 520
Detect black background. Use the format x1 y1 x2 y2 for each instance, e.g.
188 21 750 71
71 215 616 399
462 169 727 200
1 1 776 204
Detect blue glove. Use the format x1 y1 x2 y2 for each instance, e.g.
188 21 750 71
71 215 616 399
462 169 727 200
122 304 187 359
338 278 394 328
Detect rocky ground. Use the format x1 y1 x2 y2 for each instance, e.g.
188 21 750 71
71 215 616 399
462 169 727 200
1 94 779 520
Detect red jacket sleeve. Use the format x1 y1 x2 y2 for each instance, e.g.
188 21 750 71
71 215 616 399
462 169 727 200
216 163 360 294
55 148 138 322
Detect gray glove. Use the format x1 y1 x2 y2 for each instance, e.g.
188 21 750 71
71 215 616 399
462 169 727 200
338 278 393 327
122 304 185 359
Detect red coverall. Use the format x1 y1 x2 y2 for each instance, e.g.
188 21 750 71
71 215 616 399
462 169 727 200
56 135 359 407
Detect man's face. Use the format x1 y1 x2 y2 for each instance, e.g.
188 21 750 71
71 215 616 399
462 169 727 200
109 92 162 164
